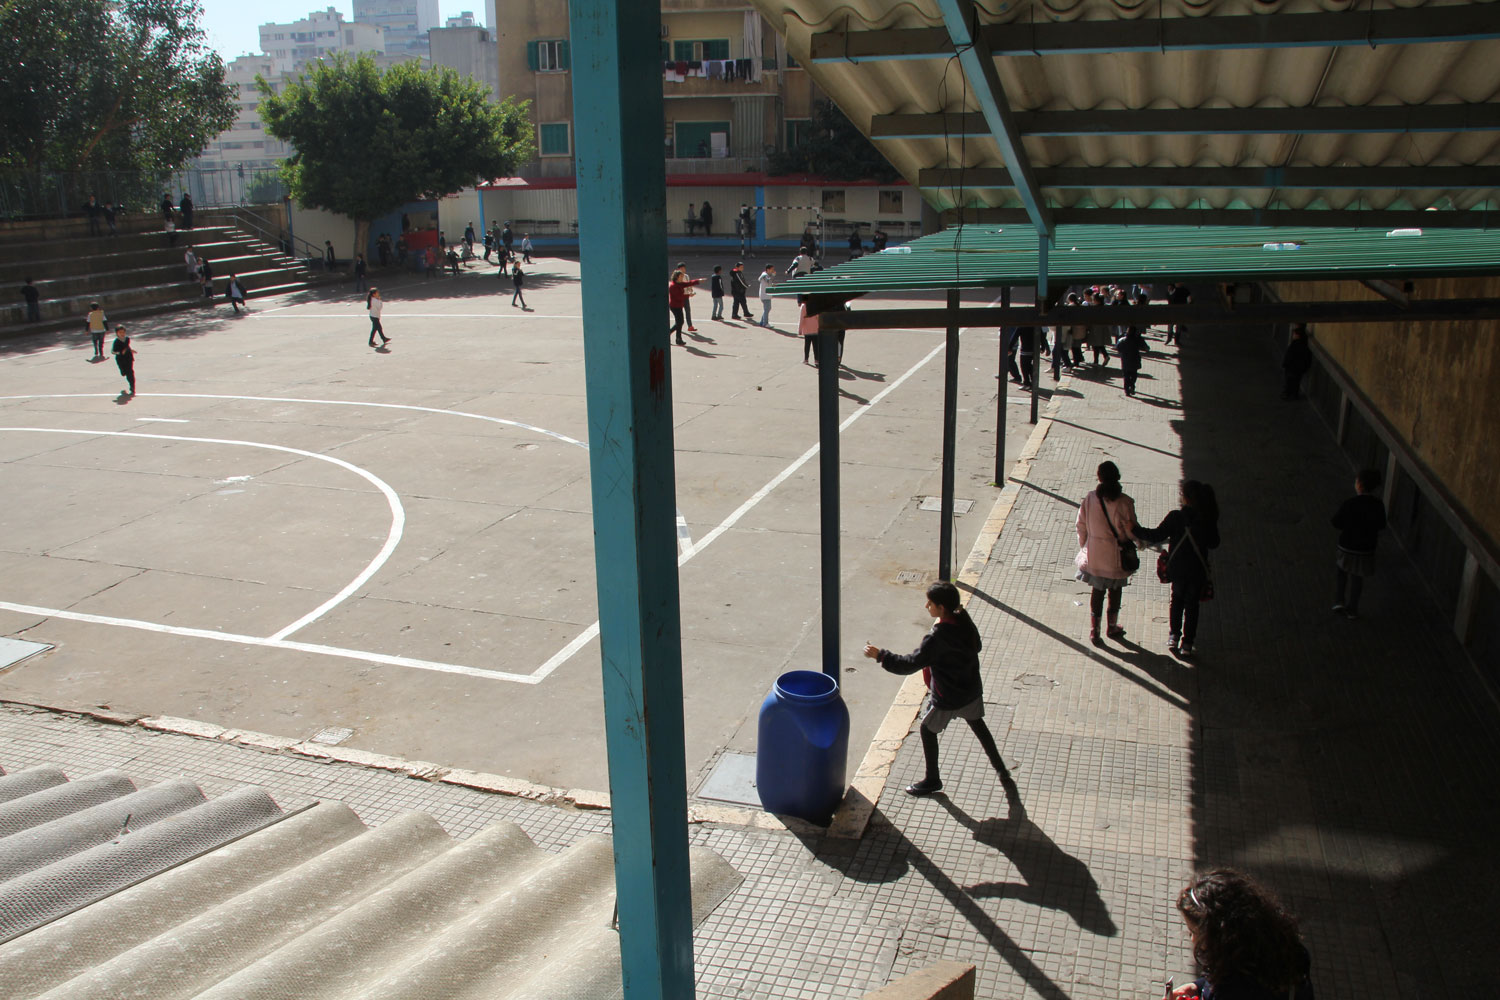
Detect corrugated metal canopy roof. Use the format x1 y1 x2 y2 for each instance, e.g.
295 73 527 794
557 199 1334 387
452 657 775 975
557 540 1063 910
776 223 1500 293
749 0 1500 230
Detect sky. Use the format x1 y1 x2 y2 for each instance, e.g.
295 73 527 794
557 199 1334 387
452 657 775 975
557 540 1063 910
197 0 486 62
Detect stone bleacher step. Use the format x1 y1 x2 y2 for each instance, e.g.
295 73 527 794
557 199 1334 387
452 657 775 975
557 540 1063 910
0 762 742 1000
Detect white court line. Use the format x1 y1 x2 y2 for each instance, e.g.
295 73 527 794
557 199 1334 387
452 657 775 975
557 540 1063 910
0 312 982 682
248 312 584 320
0 347 68 361
0 427 405 644
136 417 189 423
0 601 537 682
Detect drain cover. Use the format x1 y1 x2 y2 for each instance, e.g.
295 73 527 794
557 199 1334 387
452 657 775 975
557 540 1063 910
310 726 354 746
0 638 51 671
919 497 975 514
696 751 761 808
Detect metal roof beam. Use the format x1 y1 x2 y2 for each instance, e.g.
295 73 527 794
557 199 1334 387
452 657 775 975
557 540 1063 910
920 165 1500 190
933 0 1052 238
946 207 1499 229
815 299 1500 331
810 6 1500 63
873 104 1500 139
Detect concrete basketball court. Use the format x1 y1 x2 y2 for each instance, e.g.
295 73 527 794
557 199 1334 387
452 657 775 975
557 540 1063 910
0 251 1035 798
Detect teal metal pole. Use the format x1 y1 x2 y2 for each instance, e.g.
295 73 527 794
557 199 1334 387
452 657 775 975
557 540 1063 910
567 0 695 996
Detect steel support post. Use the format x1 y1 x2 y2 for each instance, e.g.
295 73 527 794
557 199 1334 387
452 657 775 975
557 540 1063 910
1032 236 1049 424
940 289 960 580
995 285 1009 483
567 0 694 995
818 323 841 677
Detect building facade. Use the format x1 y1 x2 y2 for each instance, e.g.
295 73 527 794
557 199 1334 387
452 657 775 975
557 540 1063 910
429 25 501 103
192 55 296 197
258 7 386 76
497 0 820 180
353 0 440 64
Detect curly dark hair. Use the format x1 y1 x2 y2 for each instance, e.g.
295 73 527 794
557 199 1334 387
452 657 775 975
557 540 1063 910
1177 869 1307 994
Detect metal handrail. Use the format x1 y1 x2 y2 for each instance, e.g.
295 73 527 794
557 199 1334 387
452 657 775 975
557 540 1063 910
214 205 322 263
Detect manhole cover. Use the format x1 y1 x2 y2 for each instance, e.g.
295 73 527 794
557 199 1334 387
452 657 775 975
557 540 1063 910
310 726 354 746
918 497 975 514
695 751 761 808
895 570 924 584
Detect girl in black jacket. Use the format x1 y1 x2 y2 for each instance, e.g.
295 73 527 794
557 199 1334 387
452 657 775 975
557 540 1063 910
1136 480 1220 657
863 581 1012 796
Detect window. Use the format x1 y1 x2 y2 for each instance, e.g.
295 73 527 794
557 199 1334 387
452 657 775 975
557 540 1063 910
672 39 729 61
879 190 904 214
672 121 730 158
539 122 570 157
527 39 571 72
821 190 846 213
785 118 811 149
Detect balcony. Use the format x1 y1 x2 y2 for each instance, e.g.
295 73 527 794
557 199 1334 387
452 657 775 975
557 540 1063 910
662 70 779 99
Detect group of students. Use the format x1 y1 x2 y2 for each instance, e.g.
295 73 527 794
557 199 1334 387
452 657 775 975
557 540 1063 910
82 303 137 395
1075 458 1387 655
667 261 780 343
1006 282 1186 395
182 246 248 313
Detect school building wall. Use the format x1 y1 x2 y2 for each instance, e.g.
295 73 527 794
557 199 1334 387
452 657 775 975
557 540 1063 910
1266 275 1500 682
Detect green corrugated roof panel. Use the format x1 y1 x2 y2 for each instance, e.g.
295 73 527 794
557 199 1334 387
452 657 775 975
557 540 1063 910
776 224 1500 295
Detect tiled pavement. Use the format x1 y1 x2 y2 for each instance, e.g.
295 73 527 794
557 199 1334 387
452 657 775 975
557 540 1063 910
2 321 1494 998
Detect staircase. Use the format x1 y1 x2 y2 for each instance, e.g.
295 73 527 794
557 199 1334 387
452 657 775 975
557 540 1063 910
0 214 330 335
0 763 741 999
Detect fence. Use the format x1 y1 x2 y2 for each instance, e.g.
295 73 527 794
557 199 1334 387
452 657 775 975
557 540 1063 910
0 168 288 220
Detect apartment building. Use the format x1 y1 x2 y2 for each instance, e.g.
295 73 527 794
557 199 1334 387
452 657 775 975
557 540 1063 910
193 56 295 183
258 7 387 76
354 0 440 63
430 23 501 103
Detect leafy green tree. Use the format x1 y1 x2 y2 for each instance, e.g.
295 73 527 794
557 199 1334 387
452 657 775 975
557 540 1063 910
259 55 536 260
769 100 900 183
0 0 235 175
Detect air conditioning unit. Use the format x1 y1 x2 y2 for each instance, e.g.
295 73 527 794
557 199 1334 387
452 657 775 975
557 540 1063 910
660 24 670 38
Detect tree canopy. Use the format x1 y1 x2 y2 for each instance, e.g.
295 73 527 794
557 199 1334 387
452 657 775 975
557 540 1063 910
259 55 535 232
769 100 900 184
0 0 236 175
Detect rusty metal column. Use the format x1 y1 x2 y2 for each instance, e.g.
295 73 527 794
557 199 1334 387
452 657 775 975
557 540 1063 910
994 285 1009 483
940 289 960 580
818 319 840 676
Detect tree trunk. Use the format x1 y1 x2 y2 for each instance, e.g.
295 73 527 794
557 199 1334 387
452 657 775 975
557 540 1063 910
352 218 371 270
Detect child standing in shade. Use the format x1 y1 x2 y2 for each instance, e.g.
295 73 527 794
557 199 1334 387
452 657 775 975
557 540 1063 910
863 581 1013 796
1331 468 1387 620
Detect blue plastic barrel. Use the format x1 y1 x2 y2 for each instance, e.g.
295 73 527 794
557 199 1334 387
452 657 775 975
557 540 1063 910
756 670 850 824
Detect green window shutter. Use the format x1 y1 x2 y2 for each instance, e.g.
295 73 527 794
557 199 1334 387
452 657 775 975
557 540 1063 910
526 41 539 71
704 39 729 60
557 40 570 70
661 41 670 62
673 40 693 62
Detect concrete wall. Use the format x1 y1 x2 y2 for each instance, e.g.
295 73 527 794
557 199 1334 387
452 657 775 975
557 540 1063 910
286 204 357 261
1269 276 1500 548
438 190 484 243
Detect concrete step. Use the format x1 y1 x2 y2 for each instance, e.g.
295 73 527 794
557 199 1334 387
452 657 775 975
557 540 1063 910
0 227 239 265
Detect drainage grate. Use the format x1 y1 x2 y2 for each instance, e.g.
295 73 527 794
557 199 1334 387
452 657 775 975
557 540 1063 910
309 727 354 746
918 496 975 514
0 638 51 671
894 571 924 584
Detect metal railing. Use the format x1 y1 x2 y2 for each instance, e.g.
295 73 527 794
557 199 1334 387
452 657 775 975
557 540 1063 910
0 168 287 220
212 205 322 265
